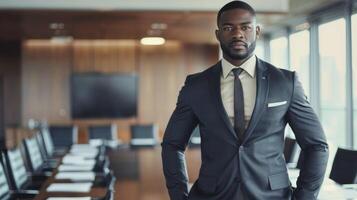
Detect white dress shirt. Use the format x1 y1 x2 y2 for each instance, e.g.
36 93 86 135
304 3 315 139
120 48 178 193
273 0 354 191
220 55 257 129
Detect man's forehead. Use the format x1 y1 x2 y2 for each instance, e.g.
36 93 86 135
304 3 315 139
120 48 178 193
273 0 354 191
219 9 255 24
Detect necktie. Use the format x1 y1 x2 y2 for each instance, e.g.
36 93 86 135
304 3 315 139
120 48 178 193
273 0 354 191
232 68 245 141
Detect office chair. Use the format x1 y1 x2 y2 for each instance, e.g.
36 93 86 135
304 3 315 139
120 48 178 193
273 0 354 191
329 147 357 184
2 148 43 191
22 136 55 174
93 189 114 200
130 124 159 147
93 170 115 200
49 125 78 149
35 131 60 167
188 126 201 148
0 161 10 200
283 137 301 166
88 124 121 148
40 127 66 157
89 124 117 140
296 151 304 170
0 158 38 200
100 189 115 200
94 168 116 190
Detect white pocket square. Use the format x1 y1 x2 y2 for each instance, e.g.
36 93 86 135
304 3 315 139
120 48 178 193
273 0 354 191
267 101 287 108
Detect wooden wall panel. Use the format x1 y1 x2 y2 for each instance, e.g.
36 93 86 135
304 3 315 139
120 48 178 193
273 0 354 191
0 41 22 148
22 40 72 125
72 40 95 72
184 44 219 74
71 40 138 143
73 40 137 73
138 42 186 136
0 41 22 127
21 39 218 143
93 40 137 73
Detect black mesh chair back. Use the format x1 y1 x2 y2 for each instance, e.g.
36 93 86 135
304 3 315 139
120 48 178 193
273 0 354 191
49 125 78 148
35 132 48 160
40 128 55 158
23 136 44 172
3 148 28 190
89 125 117 140
296 151 304 169
188 126 201 147
329 147 357 184
0 161 10 200
130 124 158 147
283 137 300 164
103 190 114 200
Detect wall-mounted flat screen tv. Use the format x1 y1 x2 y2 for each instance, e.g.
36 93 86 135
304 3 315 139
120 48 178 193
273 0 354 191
71 73 138 119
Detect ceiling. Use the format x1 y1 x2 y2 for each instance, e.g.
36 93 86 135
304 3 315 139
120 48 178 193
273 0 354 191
0 0 289 12
0 0 342 43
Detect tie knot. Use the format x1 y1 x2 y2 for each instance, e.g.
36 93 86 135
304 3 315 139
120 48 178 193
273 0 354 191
232 68 244 76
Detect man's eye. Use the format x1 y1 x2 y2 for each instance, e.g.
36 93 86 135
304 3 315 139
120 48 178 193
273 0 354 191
223 27 233 31
242 26 252 31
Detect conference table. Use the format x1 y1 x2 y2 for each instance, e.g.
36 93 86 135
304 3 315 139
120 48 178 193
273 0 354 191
289 168 357 200
34 184 107 200
112 147 357 200
31 146 357 200
33 144 110 200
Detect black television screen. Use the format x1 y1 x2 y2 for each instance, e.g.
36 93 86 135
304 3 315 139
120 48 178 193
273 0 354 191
71 73 138 119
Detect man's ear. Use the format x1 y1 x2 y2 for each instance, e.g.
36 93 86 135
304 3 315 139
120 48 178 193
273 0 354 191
215 29 219 41
256 25 261 39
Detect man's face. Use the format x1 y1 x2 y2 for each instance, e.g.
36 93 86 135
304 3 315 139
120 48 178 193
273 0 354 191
215 9 260 60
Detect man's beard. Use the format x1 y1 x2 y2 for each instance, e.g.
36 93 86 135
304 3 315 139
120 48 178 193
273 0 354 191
220 40 256 60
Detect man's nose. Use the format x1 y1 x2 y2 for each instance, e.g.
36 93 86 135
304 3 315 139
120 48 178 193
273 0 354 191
231 28 244 38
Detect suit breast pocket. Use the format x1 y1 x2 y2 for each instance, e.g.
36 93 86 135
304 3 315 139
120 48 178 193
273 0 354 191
265 103 288 120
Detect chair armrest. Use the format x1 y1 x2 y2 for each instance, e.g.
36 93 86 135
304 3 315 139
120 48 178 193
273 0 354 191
29 172 51 182
10 189 39 198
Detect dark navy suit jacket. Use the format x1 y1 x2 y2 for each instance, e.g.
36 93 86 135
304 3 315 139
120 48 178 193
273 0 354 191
162 58 329 200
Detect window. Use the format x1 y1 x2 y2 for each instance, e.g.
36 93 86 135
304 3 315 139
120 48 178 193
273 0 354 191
270 37 288 69
255 40 265 60
289 30 310 98
318 18 347 147
352 13 357 149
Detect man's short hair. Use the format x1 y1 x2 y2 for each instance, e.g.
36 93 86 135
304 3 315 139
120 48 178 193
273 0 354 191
217 1 256 26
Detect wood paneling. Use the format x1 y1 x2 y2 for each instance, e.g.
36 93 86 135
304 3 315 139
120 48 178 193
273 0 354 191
22 40 72 125
0 41 22 148
138 42 186 134
0 41 22 127
21 39 218 142
73 40 137 73
138 43 218 136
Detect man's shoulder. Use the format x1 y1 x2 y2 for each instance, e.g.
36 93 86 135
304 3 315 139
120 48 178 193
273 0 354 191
260 59 292 74
260 59 294 80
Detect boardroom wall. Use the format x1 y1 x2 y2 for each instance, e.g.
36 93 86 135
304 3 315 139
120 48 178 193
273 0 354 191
21 40 218 143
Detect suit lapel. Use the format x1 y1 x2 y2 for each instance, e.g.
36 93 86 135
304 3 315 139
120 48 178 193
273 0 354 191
242 58 269 143
208 62 238 141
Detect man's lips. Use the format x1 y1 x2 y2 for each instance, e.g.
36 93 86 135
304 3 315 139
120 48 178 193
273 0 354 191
230 41 247 49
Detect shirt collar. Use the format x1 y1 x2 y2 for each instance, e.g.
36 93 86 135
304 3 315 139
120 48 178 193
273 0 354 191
221 55 256 79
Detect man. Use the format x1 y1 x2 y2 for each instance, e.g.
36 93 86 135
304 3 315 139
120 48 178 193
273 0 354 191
161 1 329 200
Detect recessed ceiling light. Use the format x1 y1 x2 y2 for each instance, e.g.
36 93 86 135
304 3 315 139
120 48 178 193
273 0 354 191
140 37 165 45
50 36 73 44
49 22 65 30
151 23 167 30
